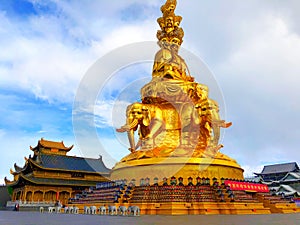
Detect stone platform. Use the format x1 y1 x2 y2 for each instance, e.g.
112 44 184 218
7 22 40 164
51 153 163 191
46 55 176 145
68 201 300 215
1 211 300 225
111 153 244 185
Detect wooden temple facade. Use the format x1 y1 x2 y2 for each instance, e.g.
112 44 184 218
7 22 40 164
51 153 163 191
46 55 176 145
4 138 111 205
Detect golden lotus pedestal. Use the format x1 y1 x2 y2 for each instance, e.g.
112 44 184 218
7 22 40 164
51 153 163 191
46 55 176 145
110 152 244 185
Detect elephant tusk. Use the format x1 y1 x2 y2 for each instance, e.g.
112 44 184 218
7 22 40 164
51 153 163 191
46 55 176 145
211 120 232 128
116 119 139 133
116 127 127 133
224 122 232 128
129 119 139 129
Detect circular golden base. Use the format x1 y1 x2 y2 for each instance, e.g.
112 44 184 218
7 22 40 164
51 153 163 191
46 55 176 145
110 152 244 185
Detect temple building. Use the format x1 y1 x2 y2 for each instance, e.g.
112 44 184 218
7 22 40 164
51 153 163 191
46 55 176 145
255 162 300 182
255 162 300 198
4 138 111 205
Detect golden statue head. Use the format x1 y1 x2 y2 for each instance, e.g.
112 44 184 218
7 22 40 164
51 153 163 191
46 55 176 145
156 0 184 45
161 0 177 15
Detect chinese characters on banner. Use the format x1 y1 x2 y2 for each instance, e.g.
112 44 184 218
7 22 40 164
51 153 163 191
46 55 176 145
224 181 269 193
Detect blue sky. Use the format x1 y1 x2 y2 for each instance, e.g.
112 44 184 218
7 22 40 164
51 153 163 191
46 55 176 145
1 0 300 184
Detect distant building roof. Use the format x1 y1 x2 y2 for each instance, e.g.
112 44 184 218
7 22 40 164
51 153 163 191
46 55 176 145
32 154 111 174
264 172 300 185
281 172 300 182
255 162 299 175
30 138 73 152
270 184 300 197
14 163 25 173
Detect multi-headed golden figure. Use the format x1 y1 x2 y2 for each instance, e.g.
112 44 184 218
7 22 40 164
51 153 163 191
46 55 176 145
114 0 243 184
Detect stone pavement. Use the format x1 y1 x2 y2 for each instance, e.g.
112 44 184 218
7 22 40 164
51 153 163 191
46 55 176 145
0 211 299 225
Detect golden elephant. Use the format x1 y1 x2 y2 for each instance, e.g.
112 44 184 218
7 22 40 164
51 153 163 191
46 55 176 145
195 99 232 148
116 103 165 152
179 98 232 150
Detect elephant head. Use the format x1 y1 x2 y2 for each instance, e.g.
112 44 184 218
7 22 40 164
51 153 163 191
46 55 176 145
195 99 232 147
117 103 147 132
117 103 163 152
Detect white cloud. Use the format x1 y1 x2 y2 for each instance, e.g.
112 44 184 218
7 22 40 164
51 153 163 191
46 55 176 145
91 22 156 55
242 165 264 178
217 13 300 172
1 0 300 181
0 1 158 104
94 100 130 128
0 19 93 103
74 99 132 129
222 16 300 95
72 100 126 128
220 15 300 122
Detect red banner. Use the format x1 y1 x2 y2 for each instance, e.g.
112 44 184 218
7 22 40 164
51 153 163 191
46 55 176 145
293 198 300 202
225 181 269 193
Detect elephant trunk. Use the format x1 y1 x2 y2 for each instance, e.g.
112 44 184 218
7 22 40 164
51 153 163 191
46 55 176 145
127 130 136 152
116 119 139 133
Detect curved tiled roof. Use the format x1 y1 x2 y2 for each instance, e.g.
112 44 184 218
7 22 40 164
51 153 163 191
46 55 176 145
14 163 25 173
256 162 299 175
4 176 14 185
32 154 111 174
272 184 300 196
30 138 73 151
280 172 300 182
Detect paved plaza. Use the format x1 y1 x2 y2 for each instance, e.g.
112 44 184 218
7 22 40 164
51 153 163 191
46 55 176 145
0 211 299 225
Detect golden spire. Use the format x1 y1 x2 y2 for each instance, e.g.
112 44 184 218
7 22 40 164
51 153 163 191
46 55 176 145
157 0 184 45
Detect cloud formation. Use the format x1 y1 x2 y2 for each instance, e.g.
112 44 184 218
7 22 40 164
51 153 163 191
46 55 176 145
1 0 300 183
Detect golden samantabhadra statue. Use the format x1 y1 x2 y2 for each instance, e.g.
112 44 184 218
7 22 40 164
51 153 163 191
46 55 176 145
117 0 231 162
